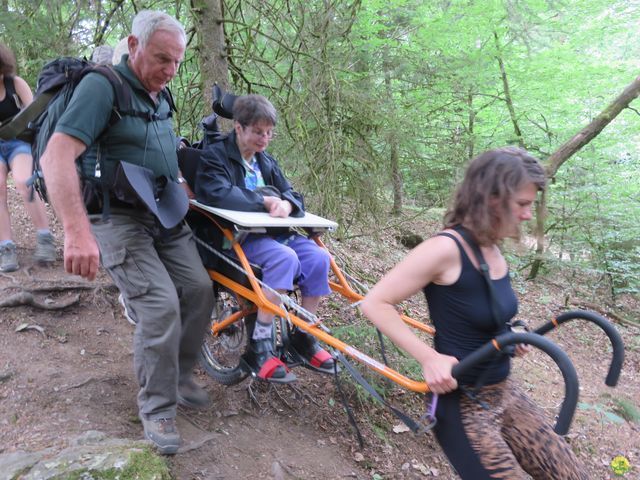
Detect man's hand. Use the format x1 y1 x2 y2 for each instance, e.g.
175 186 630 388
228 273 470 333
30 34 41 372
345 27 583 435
39 132 99 280
263 196 292 218
64 227 100 281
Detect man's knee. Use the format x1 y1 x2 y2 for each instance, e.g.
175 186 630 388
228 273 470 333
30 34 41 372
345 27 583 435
184 261 214 300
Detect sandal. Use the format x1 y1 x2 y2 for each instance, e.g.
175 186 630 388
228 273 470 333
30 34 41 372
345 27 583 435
245 338 297 384
290 329 337 374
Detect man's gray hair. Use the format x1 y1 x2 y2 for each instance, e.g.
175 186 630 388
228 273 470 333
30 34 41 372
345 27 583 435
131 10 186 48
112 37 129 65
91 45 114 65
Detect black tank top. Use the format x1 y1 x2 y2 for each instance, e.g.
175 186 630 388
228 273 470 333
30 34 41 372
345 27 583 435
423 233 518 385
0 76 21 122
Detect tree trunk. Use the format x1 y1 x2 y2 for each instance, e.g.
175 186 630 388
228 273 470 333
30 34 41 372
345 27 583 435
385 66 402 215
191 0 231 129
466 90 475 159
494 31 524 148
527 188 547 279
528 74 640 279
546 74 640 177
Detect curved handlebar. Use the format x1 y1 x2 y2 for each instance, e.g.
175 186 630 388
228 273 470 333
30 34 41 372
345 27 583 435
451 332 579 435
533 309 624 387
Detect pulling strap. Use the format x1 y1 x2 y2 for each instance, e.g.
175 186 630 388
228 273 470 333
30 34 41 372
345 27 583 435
452 225 502 331
448 225 513 394
333 351 437 446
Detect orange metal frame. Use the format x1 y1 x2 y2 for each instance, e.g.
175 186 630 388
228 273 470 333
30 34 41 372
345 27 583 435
193 205 434 393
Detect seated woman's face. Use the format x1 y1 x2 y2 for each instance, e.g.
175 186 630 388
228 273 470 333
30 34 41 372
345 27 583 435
236 120 275 154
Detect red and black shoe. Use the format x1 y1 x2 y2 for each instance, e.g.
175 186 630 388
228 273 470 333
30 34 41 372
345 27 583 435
245 338 297 384
290 329 337 374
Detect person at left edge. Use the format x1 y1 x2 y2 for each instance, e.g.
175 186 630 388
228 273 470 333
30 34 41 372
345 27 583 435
0 42 56 272
39 10 215 455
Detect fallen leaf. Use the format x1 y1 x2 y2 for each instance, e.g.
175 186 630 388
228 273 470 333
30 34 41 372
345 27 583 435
354 452 365 462
15 324 45 336
412 462 430 475
393 423 411 433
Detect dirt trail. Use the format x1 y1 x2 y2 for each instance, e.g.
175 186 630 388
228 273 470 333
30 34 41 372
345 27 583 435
1 186 639 479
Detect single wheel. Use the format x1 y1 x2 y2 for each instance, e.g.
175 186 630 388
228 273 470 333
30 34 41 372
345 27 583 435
199 289 255 385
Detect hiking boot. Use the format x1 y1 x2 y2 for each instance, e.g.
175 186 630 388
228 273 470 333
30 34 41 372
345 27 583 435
33 232 56 263
246 338 296 383
0 243 18 272
141 417 181 455
118 293 137 326
178 377 210 409
291 329 335 373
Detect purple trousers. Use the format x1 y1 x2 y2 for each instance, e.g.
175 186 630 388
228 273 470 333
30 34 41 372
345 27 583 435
240 233 331 297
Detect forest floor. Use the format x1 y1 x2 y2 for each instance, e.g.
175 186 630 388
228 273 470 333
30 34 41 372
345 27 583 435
1 184 639 480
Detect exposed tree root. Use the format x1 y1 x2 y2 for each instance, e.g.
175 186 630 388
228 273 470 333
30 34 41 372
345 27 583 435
0 291 80 309
0 283 117 310
572 301 640 329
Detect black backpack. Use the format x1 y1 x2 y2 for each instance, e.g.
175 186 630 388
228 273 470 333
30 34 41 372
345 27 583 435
0 56 174 204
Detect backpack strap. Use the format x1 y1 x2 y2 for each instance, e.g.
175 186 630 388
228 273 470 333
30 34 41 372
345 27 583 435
452 225 503 331
86 65 175 220
450 225 517 394
115 81 175 122
3 76 21 109
0 92 53 141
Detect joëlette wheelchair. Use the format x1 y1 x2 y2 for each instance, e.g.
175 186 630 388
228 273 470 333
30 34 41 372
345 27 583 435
177 145 624 436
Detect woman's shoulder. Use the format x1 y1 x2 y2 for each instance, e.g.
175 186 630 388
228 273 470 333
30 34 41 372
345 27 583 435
411 231 461 261
10 75 33 106
11 75 31 90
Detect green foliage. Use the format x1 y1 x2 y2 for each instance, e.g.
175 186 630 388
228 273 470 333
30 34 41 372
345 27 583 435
578 400 626 425
611 397 640 424
1 0 638 301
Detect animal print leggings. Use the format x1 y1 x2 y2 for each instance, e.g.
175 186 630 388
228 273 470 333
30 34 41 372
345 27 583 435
433 378 588 479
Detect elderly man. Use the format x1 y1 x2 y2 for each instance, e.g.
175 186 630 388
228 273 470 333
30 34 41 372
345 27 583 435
39 10 214 454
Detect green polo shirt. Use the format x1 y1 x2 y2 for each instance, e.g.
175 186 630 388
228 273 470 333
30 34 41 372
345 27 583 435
55 55 178 181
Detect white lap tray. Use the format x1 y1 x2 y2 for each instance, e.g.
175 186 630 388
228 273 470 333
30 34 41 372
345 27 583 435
189 200 338 233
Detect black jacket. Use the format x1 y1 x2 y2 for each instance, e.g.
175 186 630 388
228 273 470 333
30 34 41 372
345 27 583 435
195 130 304 217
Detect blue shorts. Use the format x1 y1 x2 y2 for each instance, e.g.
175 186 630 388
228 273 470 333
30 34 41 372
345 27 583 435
0 139 32 167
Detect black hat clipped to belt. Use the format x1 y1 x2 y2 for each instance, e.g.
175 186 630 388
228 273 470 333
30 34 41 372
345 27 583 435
112 161 189 229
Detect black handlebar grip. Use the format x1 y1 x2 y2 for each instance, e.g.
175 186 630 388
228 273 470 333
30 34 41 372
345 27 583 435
534 309 624 387
451 332 579 435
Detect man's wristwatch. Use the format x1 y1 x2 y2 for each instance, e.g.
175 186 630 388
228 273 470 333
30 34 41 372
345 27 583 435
177 177 187 184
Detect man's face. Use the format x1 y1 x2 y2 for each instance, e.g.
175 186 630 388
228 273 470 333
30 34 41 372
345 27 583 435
128 29 185 93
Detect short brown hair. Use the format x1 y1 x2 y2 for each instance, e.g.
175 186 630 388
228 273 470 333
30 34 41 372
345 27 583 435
233 94 277 127
444 146 546 245
0 43 17 76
